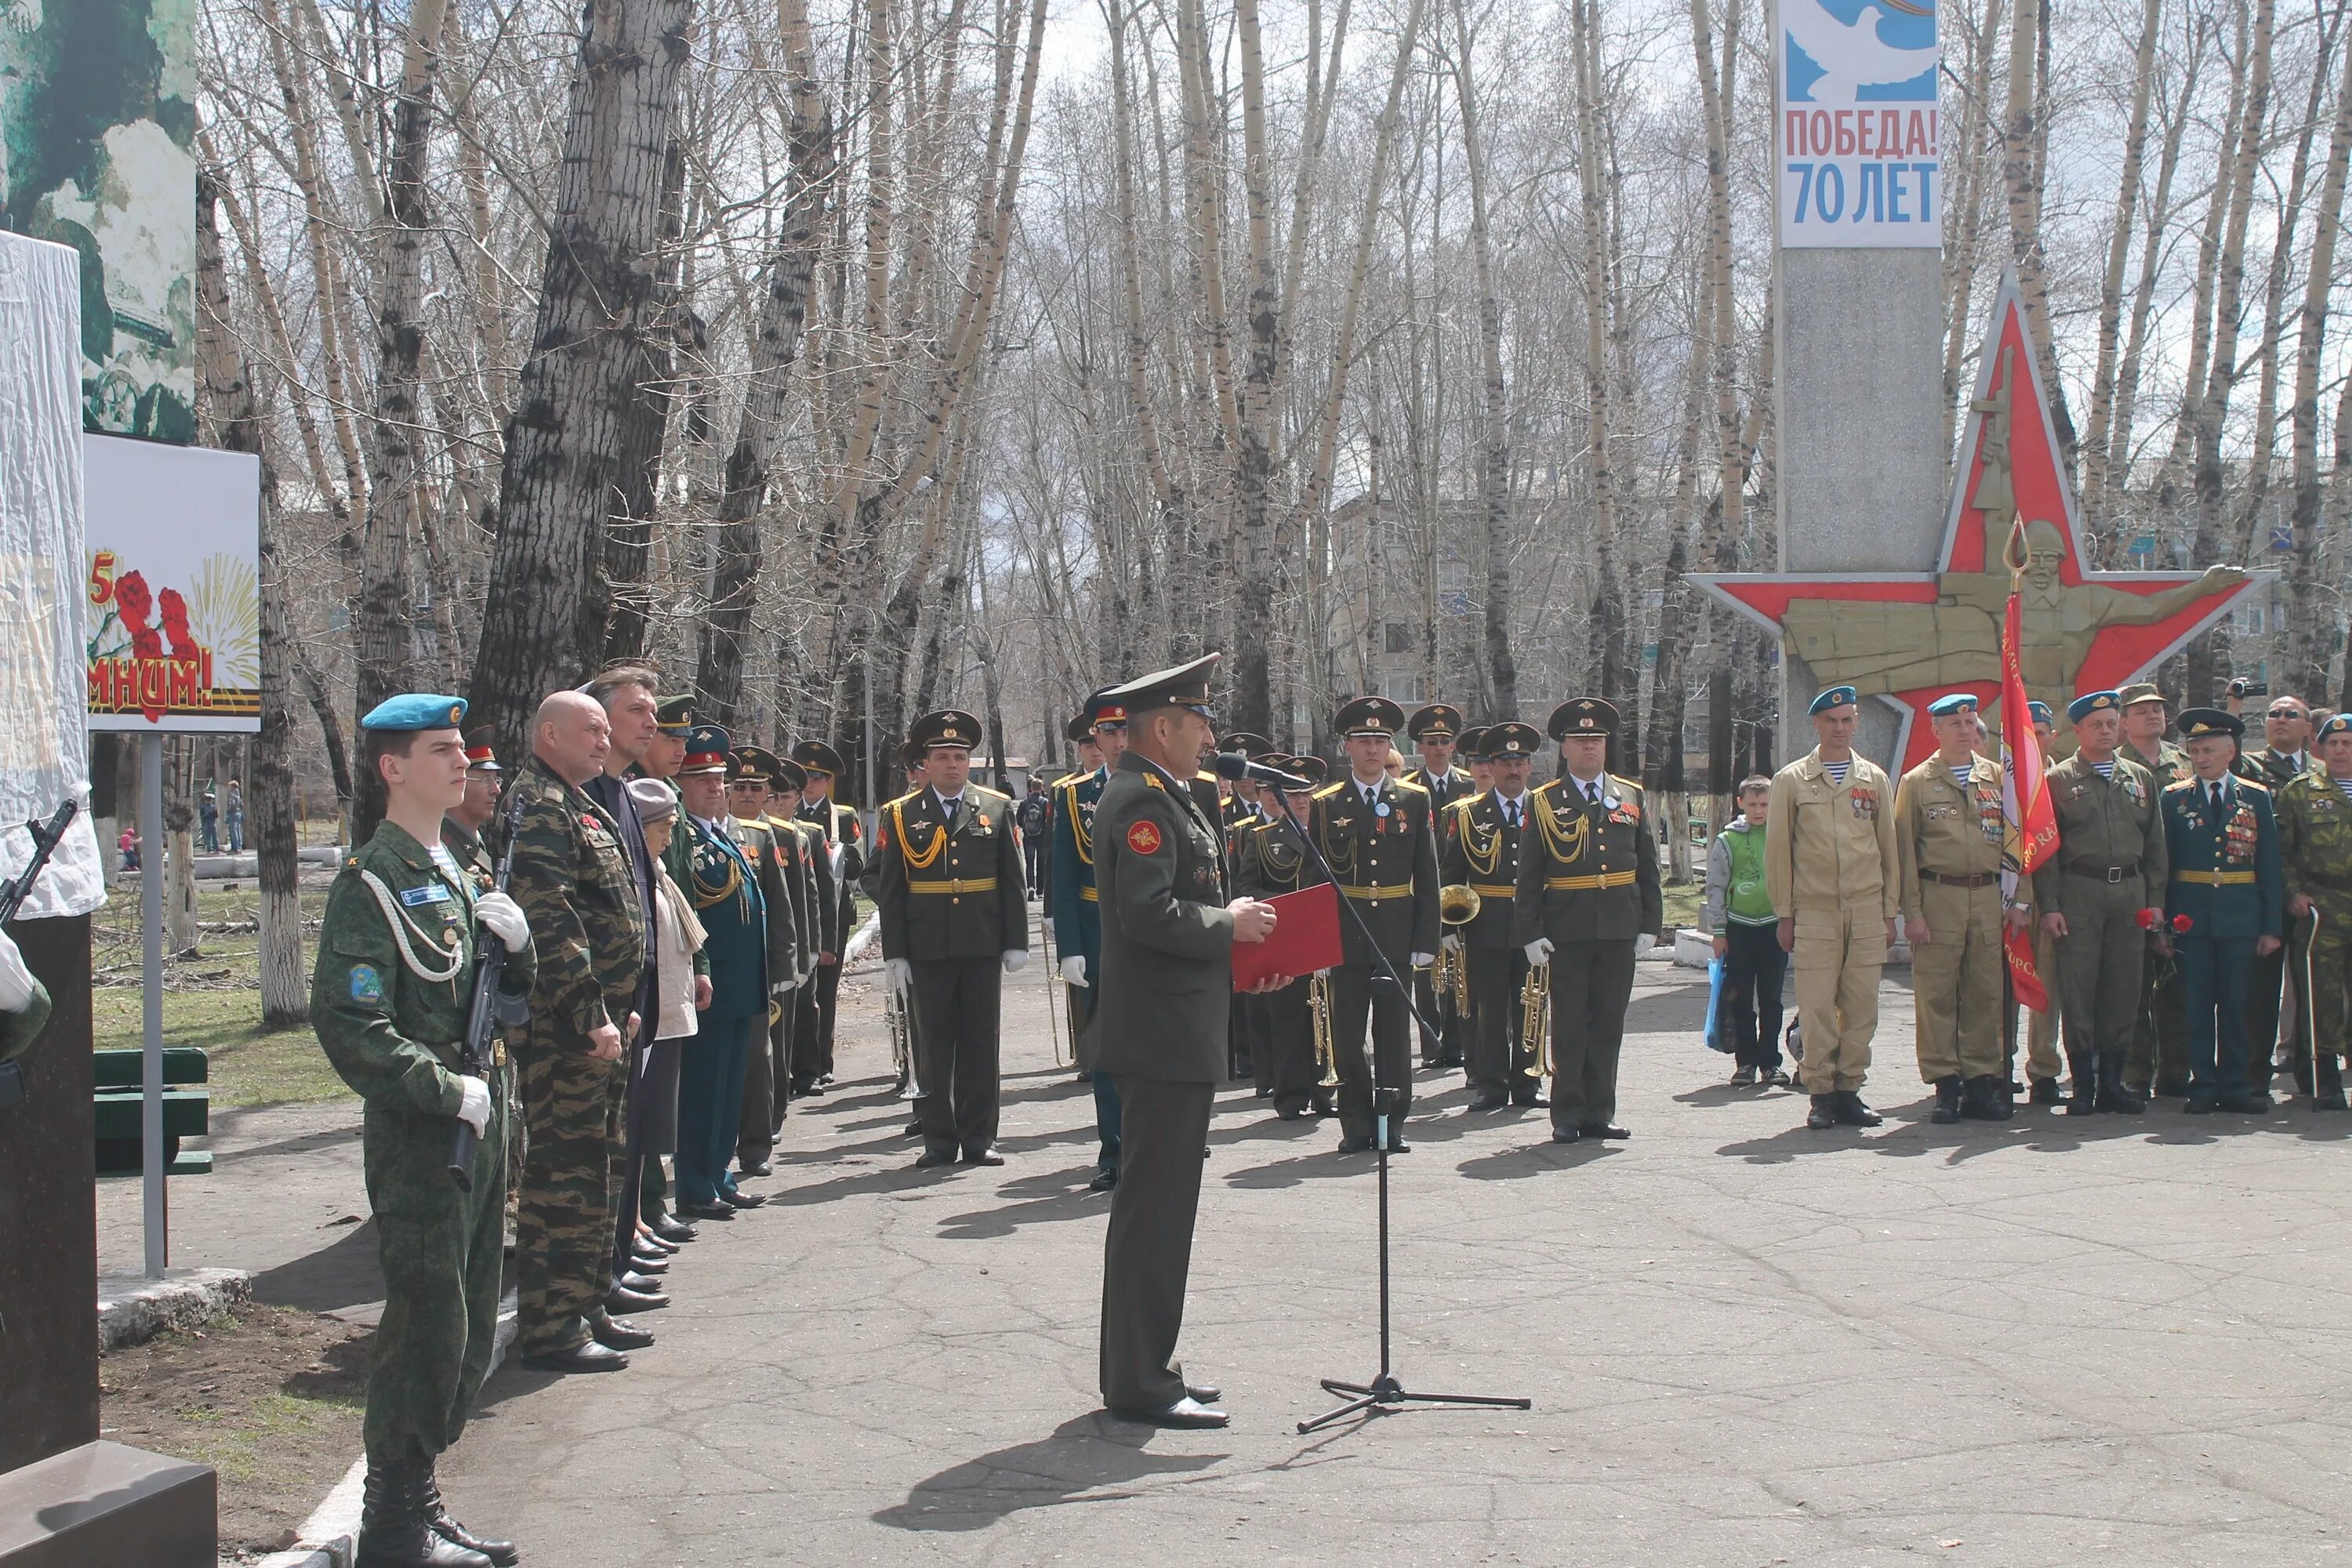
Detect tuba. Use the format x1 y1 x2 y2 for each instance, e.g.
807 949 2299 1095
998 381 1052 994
1310 971 1341 1087
1521 960 1552 1078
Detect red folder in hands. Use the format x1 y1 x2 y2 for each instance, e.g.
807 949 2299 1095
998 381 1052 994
1231 881 1343 992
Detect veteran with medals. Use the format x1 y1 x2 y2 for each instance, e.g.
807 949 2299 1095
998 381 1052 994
2161 708 2285 1113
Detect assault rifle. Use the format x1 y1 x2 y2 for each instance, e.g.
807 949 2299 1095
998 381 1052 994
0 799 79 1109
450 789 529 1189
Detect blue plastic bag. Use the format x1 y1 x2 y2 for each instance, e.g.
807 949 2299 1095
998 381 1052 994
1703 955 1733 1052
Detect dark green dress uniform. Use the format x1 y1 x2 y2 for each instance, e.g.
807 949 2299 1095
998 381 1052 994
1308 697 1441 1152
2237 742 2325 1082
2033 693 2165 1113
1407 702 1474 1070
675 804 765 1209
2164 712 2285 1111
1232 766 1327 1119
781 806 837 1093
2274 728 2352 1106
1512 746 1662 1141
1086 657 1238 1417
1441 757 1541 1107
1051 760 1120 1172
314 816 535 1470
2122 727 2191 1095
793 739 864 1083
506 755 646 1358
875 711 1029 1161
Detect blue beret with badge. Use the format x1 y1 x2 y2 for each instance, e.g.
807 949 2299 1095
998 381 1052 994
2027 700 2054 725
2318 713 2351 742
361 693 467 731
1926 692 1979 717
2067 691 2120 724
1808 685 1857 716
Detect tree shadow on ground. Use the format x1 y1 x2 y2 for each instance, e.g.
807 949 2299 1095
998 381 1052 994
249 1217 383 1312
873 1414 1223 1532
1454 1138 1620 1181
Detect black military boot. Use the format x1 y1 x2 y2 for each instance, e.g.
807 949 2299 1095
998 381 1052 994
2065 1054 2099 1116
1832 1091 1882 1127
356 1461 492 1568
1963 1075 2012 1120
2027 1076 2062 1105
2095 1054 2146 1114
1931 1076 1963 1124
421 1461 518 1566
1806 1094 1837 1131
2313 1053 2347 1111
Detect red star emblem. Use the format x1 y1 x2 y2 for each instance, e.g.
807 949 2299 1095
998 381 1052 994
1693 272 2259 771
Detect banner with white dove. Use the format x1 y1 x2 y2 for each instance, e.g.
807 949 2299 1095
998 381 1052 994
1775 0 1940 249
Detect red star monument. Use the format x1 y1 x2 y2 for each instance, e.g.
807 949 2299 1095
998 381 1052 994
1693 270 2260 771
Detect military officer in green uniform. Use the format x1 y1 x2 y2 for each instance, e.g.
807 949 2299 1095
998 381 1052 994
2236 695 2324 1087
313 695 533 1568
1232 753 1330 1120
724 747 802 1177
1052 693 1122 1188
1406 703 1473 1069
793 739 863 1087
2274 711 2352 1109
2161 707 2285 1113
1443 720 1544 1110
1308 695 1441 1154
632 695 705 1246
2034 690 2166 1114
770 755 837 1098
1515 699 1662 1143
2020 699 2067 1095
439 727 503 895
876 710 1029 1167
1895 694 2013 1123
506 691 647 1375
2118 681 2191 1098
673 727 771 1220
1087 655 1280 1429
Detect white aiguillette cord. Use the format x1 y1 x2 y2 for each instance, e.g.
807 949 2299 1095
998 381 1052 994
358 869 466 982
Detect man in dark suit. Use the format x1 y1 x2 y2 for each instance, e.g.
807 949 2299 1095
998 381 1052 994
1087 654 1279 1430
875 710 1030 1167
1308 696 1442 1154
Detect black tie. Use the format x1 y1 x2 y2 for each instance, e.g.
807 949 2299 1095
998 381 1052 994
1586 782 1600 806
2209 782 2223 811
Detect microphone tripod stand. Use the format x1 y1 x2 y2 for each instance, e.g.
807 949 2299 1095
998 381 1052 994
1269 804 1530 1434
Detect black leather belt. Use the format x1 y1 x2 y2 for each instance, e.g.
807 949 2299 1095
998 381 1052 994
1922 870 1999 888
2065 861 2142 883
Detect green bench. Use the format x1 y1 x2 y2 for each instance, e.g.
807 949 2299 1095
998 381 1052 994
93 1047 213 1176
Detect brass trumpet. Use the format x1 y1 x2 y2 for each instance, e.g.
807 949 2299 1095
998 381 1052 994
887 985 920 1099
1310 971 1341 1087
1438 884 1483 925
1521 960 1552 1078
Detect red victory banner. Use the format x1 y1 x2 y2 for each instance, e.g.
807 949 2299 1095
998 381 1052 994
1998 521 2060 1013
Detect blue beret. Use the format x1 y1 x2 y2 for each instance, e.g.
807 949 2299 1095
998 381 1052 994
361 693 467 732
2067 691 2120 724
2027 701 2054 724
1809 685 1858 715
2316 713 2350 742
1926 692 1980 717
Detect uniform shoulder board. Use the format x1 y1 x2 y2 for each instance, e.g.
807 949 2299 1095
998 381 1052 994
1533 778 1562 799
1392 777 1428 796
1194 769 1219 784
2163 777 2197 793
1613 775 1643 799
972 782 1009 801
881 789 920 811
1311 780 1348 800
2238 776 2270 793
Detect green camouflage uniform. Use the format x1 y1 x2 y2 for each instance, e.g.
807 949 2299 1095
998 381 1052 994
506 758 646 1356
2277 770 2352 1068
312 820 534 1465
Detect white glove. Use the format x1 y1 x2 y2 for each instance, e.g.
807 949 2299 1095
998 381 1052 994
1060 954 1089 988
1524 938 1555 967
1440 934 1462 956
454 1074 492 1137
473 891 529 953
1410 952 1436 971
0 931 34 1013
1003 949 1029 975
886 957 913 996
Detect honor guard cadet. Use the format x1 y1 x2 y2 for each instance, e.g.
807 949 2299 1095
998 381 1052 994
1087 655 1280 1431
793 739 863 1085
1767 685 1900 1131
440 727 503 895
2033 691 2165 1114
1894 694 2012 1123
672 728 769 1222
2272 711 2352 1109
2161 708 2285 1113
769 755 837 1098
2117 682 2191 1098
877 710 1030 1167
1308 695 1442 1154
1052 693 1122 1189
314 695 533 1568
1233 753 1331 1120
1406 704 1473 1069
1514 700 1662 1142
1443 720 1544 1111
725 747 804 1176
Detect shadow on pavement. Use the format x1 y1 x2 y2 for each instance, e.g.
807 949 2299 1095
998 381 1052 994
1455 1138 1619 1181
249 1218 384 1312
873 1414 1223 1531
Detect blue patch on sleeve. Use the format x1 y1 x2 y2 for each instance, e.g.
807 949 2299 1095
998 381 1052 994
349 964 384 1004
399 883 454 906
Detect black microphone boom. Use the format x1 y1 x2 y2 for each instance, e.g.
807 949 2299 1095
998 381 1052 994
1211 752 1312 793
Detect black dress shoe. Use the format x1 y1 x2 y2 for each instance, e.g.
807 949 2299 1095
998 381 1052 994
1185 1381 1221 1403
2223 1094 2273 1114
635 1229 677 1254
906 1120 926 1138
1581 1123 1631 1140
594 1318 656 1350
914 1147 958 1167
1275 1105 1308 1121
740 1159 774 1178
521 1340 629 1374
421 1465 517 1566
1336 1135 1374 1154
606 1284 669 1312
1087 1167 1118 1192
1383 1137 1412 1153
677 1200 735 1221
2183 1094 2219 1114
1311 1098 1338 1118
1550 1127 1581 1144
1467 1094 1508 1112
626 1250 669 1274
962 1146 1007 1166
1108 1396 1229 1429
1806 1095 1837 1130
719 1189 768 1208
617 1270 664 1294
652 1216 698 1243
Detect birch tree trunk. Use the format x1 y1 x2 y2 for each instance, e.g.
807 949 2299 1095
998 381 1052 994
1572 0 1624 713
2076 0 2162 558
1450 0 1518 719
1999 0 2073 473
467 0 695 755
2289 20 2352 699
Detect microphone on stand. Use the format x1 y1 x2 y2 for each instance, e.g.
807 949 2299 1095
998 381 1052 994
1211 752 1314 793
